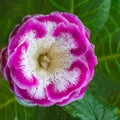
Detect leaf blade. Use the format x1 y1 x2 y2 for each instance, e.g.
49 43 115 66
96 0 120 83
63 90 120 120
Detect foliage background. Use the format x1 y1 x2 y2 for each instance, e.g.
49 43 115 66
0 0 120 120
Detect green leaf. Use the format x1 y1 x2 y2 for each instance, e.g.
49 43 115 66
46 106 77 120
0 0 110 48
74 0 111 33
90 0 120 111
91 71 120 99
90 72 120 108
96 0 120 83
0 0 43 49
63 90 120 120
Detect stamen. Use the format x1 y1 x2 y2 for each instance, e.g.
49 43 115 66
38 53 50 69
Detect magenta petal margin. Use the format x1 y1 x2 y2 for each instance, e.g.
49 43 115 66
0 12 97 106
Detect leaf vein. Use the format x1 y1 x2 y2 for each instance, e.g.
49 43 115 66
0 98 15 110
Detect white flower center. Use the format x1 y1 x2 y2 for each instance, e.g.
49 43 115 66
20 22 77 83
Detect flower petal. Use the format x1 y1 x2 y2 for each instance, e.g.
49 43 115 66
52 23 89 56
9 15 32 39
56 84 88 106
8 41 39 89
8 19 47 54
61 12 90 38
86 45 98 78
4 66 14 92
35 12 68 25
14 84 54 106
0 48 8 72
46 60 89 102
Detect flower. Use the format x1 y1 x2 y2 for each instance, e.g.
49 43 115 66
0 12 97 106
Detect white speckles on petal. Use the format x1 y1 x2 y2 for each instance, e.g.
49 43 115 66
52 69 80 92
45 22 56 35
19 29 77 82
30 80 47 99
19 31 55 79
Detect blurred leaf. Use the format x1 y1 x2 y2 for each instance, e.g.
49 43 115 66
90 71 120 114
0 80 47 120
91 72 120 101
0 0 43 48
95 0 120 83
0 0 111 48
74 0 111 33
63 90 120 120
46 106 77 120
109 92 120 109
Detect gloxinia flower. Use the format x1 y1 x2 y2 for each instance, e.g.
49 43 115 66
0 12 97 106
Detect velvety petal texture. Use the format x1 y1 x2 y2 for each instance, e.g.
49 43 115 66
0 12 97 106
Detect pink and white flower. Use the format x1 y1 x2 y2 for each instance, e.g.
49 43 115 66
0 12 97 106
